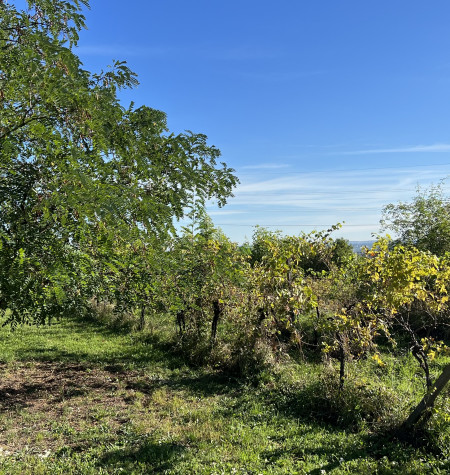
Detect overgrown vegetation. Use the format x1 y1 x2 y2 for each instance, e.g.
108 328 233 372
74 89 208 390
0 316 448 474
1 1 449 473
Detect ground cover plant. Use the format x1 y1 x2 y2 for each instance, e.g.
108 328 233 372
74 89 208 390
0 316 448 474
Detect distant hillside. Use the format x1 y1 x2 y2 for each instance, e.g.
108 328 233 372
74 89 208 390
350 241 375 254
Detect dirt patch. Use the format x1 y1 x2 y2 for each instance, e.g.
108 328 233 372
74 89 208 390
0 362 125 408
0 362 157 453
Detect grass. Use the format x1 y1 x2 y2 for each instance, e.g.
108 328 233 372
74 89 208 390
0 315 448 474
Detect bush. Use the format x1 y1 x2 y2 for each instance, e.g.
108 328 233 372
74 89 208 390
277 367 403 431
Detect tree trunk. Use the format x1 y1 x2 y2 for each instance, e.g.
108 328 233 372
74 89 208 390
412 345 432 389
176 309 186 335
336 332 346 390
138 305 146 331
313 307 320 347
401 363 450 430
211 299 222 345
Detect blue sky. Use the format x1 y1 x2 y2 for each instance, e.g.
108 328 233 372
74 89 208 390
74 0 450 242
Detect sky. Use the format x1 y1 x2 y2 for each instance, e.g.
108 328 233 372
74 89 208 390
72 0 450 243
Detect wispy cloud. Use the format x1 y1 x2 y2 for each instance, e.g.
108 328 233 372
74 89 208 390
237 70 324 82
211 45 282 61
234 167 427 194
240 163 290 170
206 210 247 216
206 165 450 242
75 44 281 61
334 143 450 155
75 45 171 58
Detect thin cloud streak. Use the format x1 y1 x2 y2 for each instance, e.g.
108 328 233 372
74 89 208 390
205 167 450 242
206 210 247 216
76 44 281 61
237 70 325 82
333 143 450 155
239 163 290 170
234 166 450 195
76 45 171 57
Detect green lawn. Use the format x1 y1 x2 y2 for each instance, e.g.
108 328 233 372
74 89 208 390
0 316 448 474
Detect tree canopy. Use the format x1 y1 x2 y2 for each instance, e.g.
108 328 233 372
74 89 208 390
0 0 238 325
380 182 450 256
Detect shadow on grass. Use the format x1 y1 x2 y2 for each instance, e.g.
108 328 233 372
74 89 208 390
0 364 239 413
256 379 449 473
270 376 403 432
99 440 185 473
0 314 244 406
125 370 241 398
0 364 241 415
262 430 450 474
0 316 187 369
0 324 241 412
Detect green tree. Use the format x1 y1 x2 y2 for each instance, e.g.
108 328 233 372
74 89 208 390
331 237 355 267
380 181 450 256
0 0 237 325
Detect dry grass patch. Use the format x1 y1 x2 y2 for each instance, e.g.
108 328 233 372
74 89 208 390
0 362 157 454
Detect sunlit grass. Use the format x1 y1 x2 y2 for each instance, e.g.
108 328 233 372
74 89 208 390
0 316 448 474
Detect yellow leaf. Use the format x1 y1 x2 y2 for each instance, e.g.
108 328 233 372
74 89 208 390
372 353 386 367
